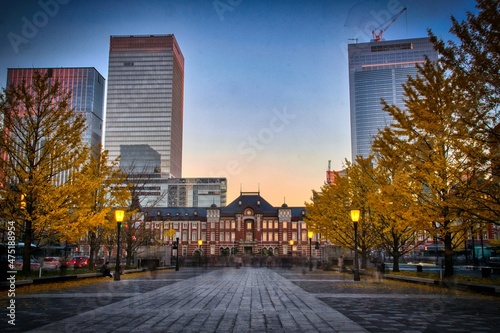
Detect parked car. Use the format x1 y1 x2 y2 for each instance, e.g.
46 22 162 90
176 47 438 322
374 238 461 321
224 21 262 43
59 257 71 268
488 257 500 268
42 257 62 270
14 258 41 271
69 256 89 269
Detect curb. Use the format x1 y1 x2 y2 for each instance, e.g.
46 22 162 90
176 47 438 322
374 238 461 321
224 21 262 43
0 268 151 290
383 273 500 296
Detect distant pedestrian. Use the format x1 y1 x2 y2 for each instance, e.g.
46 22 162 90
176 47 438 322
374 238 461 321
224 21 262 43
235 255 242 269
100 261 112 278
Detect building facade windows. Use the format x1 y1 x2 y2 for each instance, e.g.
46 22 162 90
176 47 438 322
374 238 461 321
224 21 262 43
348 37 438 159
142 192 313 258
7 67 105 155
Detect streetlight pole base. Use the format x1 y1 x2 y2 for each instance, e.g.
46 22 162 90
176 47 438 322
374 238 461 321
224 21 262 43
114 221 121 281
175 237 180 271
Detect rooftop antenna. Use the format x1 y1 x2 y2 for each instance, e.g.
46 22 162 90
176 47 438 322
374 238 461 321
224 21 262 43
348 38 358 43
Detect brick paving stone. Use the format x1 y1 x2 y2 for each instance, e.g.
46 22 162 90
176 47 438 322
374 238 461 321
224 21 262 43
3 268 367 332
2 267 499 332
276 269 500 333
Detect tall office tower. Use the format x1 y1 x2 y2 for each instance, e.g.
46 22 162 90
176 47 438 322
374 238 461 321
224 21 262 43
104 34 185 178
348 37 438 159
7 67 105 153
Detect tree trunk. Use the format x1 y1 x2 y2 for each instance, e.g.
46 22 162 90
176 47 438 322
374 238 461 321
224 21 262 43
392 253 400 272
126 237 133 266
88 231 97 269
391 234 401 272
361 248 368 269
444 231 454 277
22 221 33 274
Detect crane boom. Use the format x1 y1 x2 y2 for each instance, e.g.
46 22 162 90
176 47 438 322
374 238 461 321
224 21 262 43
372 7 407 42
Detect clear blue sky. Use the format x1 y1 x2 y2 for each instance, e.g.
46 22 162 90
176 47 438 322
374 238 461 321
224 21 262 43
0 0 477 206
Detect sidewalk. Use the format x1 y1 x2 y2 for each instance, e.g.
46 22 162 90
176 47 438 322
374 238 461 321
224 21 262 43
27 268 368 333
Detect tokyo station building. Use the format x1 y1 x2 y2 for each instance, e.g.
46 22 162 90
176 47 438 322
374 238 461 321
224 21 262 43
141 191 318 258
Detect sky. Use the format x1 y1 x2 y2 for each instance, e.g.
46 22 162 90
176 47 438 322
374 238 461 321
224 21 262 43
0 0 478 207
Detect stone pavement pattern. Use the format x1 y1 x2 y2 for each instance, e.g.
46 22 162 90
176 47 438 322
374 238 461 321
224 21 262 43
2 267 499 332
277 271 500 332
22 268 366 333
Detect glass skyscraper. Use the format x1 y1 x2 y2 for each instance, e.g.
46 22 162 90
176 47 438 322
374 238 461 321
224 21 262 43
348 37 438 159
7 67 105 153
104 34 185 178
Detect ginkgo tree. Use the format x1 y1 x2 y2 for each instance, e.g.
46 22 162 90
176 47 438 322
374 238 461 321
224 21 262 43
370 0 498 276
0 70 131 273
71 149 131 269
372 57 477 277
119 161 168 267
0 70 88 273
306 155 427 273
306 0 498 277
430 0 499 226
368 156 430 272
305 156 379 270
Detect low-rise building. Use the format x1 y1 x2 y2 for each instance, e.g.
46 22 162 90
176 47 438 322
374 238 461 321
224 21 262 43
141 191 318 259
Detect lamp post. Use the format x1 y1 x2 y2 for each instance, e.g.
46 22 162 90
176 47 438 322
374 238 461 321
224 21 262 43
198 239 203 266
308 231 313 271
350 209 360 281
175 237 180 271
114 209 124 281
289 240 294 269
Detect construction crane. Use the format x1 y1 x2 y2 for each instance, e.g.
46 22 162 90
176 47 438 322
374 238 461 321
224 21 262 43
371 7 407 42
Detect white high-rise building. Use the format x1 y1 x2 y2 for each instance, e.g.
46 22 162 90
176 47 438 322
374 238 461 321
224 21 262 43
348 37 438 159
104 34 184 178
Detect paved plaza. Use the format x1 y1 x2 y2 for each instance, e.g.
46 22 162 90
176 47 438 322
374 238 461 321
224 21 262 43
1 267 499 332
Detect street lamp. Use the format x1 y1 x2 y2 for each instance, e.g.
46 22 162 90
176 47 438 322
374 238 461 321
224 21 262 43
308 231 313 271
198 239 203 266
350 209 361 281
114 209 125 281
175 237 180 271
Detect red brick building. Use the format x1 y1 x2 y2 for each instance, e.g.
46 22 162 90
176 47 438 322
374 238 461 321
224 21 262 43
141 192 318 259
